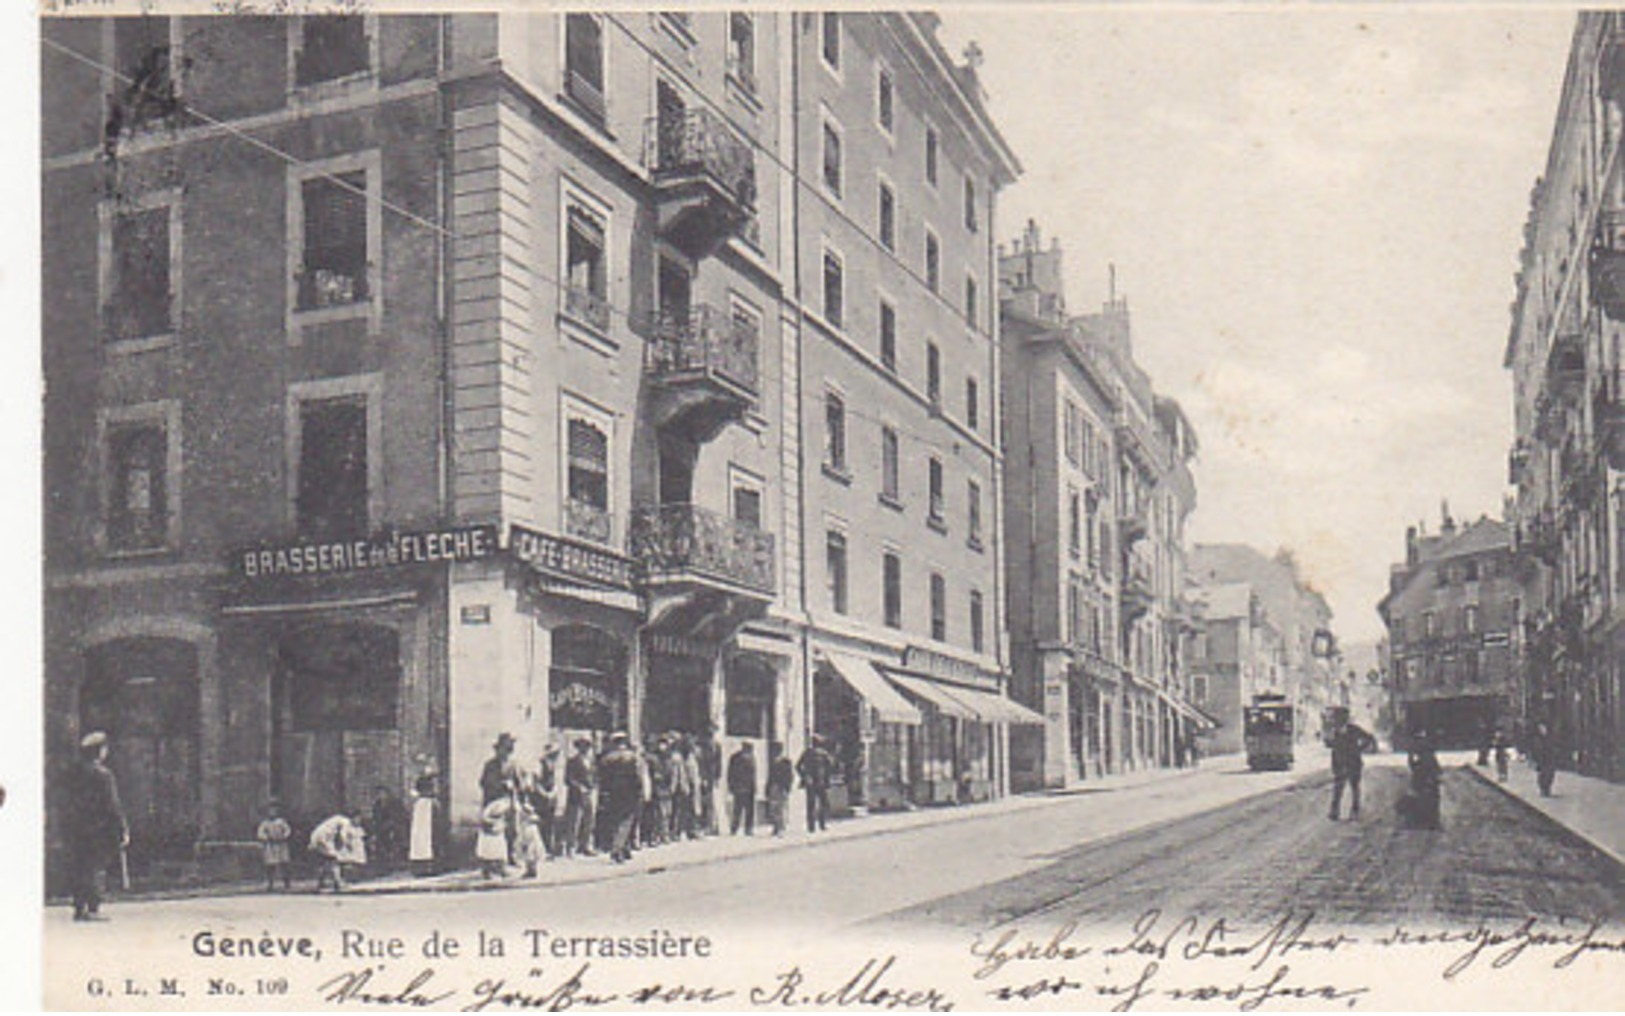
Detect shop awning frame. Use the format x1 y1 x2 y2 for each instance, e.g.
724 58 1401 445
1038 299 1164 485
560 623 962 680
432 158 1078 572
944 683 1047 726
1158 688 1219 730
883 670 980 721
820 653 923 725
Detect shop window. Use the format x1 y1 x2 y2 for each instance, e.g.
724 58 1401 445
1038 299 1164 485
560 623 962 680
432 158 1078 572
564 202 610 333
105 422 169 552
822 247 844 327
879 299 897 370
826 529 848 615
970 589 985 653
296 394 369 540
820 12 840 73
883 551 902 629
878 181 896 251
284 624 400 731
881 426 901 503
295 15 370 88
824 390 847 474
565 14 607 122
728 13 757 93
297 171 369 311
725 656 776 740
930 572 947 642
105 202 173 342
925 230 940 292
551 625 626 732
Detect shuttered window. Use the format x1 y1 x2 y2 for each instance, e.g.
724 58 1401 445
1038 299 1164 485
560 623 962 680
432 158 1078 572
299 171 368 309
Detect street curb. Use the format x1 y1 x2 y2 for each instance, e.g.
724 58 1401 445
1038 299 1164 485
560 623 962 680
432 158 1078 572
1462 763 1625 878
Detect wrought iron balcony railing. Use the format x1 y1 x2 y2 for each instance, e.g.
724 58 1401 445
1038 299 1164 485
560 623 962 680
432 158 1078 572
644 108 757 211
630 502 775 596
563 282 611 334
563 498 613 545
647 304 759 398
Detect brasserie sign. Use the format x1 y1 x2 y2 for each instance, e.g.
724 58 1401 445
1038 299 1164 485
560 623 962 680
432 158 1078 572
234 524 499 579
510 523 635 589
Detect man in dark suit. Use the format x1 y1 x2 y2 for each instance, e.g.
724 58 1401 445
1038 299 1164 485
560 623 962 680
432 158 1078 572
796 735 836 833
597 733 642 863
726 742 757 836
1327 716 1376 820
64 731 127 921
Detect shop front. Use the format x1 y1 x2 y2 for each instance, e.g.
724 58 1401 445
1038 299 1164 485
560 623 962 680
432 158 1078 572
814 651 922 812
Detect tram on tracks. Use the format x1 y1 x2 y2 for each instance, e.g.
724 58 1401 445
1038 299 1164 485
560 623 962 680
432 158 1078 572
1244 692 1295 771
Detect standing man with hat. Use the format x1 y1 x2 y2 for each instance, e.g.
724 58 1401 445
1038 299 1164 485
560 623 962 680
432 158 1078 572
480 733 520 863
64 731 127 921
597 732 642 863
796 734 836 834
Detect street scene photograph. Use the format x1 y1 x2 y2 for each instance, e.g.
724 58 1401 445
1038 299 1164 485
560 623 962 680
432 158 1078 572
24 2 1625 1011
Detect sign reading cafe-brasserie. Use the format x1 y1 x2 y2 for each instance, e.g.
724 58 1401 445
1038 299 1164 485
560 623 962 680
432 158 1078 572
233 524 499 579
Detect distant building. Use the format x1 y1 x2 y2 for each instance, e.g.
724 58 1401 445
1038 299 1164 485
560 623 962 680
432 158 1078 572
1186 583 1286 755
1377 507 1519 750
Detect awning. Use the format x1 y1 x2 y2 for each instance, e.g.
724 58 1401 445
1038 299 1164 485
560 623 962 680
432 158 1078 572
1158 688 1219 730
946 684 1047 726
821 653 922 725
884 671 980 721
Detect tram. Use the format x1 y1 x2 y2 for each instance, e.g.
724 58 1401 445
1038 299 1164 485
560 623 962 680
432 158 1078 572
1244 693 1295 771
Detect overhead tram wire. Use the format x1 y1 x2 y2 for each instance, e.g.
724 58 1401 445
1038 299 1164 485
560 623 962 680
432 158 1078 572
42 31 997 464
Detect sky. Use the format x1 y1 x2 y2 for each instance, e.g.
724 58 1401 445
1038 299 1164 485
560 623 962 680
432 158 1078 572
940 6 1576 642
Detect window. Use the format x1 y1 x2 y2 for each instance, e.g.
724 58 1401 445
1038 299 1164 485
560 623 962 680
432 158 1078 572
879 300 897 371
103 416 173 552
728 13 757 93
1085 493 1099 567
563 411 612 543
564 202 610 333
1424 612 1436 639
881 427 901 503
295 15 370 87
925 126 939 186
820 12 840 72
970 590 985 653
104 201 174 342
565 14 606 121
1068 487 1082 558
1066 574 1083 644
1464 649 1481 684
827 530 849 615
928 457 945 525
967 479 983 548
930 572 947 641
296 395 369 540
1063 400 1083 466
824 390 848 474
965 377 980 430
297 171 369 311
964 177 978 232
822 247 844 327
926 342 941 406
110 18 180 134
883 552 903 628
733 483 763 529
965 275 978 325
1463 558 1480 582
877 66 894 134
925 230 940 292
1193 674 1209 704
878 181 896 251
1464 605 1479 635
822 115 843 198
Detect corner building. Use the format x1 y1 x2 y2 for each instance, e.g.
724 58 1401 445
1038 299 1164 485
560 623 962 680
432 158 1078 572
42 11 1036 883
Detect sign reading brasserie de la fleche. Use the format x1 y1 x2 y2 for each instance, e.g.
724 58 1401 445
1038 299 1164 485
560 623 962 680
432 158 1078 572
233 523 499 579
510 523 634 589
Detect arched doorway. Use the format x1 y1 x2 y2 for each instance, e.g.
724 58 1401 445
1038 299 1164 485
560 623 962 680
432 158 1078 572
80 637 200 864
271 622 401 826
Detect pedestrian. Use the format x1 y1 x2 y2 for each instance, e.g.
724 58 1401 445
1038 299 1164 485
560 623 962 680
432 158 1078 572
1493 729 1511 784
514 791 546 878
796 734 835 833
727 741 757 836
765 742 794 837
1398 729 1442 831
408 765 439 876
256 799 293 891
64 731 127 921
563 738 597 857
531 744 562 859
480 733 520 861
368 784 409 873
648 735 674 847
309 808 368 892
670 735 696 841
1327 715 1376 821
598 732 642 863
1534 722 1558 797
475 797 511 879
698 726 722 836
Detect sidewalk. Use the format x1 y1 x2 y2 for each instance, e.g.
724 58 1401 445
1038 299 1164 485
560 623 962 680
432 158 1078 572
1465 756 1625 870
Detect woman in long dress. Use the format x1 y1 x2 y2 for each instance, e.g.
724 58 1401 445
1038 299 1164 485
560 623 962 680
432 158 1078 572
409 769 438 876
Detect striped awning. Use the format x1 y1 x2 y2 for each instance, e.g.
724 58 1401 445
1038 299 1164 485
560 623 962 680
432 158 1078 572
943 683 1046 726
883 671 980 721
821 653 923 725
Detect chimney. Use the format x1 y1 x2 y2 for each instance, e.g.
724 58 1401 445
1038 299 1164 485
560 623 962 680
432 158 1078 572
1440 499 1456 536
1405 525 1418 566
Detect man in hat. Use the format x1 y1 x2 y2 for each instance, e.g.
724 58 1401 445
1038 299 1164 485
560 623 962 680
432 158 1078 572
796 734 836 834
562 737 597 857
480 733 519 862
726 741 757 836
597 732 642 863
63 731 127 921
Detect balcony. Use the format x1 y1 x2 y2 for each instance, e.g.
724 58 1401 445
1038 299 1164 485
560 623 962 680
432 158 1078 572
646 304 758 442
1121 560 1154 621
1544 331 1587 405
630 502 775 599
1516 511 1560 567
1118 499 1149 546
645 109 756 258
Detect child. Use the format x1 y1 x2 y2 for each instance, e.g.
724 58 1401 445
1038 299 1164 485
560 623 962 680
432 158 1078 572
255 800 293 891
475 797 511 879
515 795 546 878
309 809 368 892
